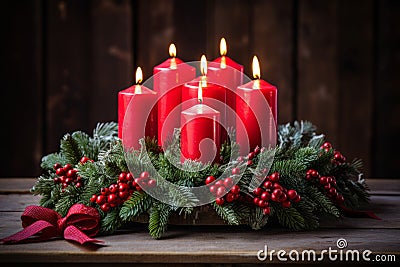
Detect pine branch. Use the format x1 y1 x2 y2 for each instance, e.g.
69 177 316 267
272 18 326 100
101 208 122 235
305 186 340 217
211 202 240 225
60 134 83 164
248 207 270 230
148 202 172 239
120 191 153 221
274 205 305 230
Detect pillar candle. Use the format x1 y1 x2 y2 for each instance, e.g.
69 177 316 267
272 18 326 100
182 55 227 143
236 56 277 155
208 38 244 135
154 44 196 147
181 83 221 163
118 67 158 150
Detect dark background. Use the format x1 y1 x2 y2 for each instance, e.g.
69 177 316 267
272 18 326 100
1 0 399 178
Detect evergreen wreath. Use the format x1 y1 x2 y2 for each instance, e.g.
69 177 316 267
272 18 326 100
31 121 369 239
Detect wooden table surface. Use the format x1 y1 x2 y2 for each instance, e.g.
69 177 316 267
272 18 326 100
0 178 399 266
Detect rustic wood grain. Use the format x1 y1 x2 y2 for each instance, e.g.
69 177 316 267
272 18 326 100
1 1 43 177
90 0 133 128
252 0 294 125
336 0 374 178
374 0 400 178
297 0 339 146
45 0 92 153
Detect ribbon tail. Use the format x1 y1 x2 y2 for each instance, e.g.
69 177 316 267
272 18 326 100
1 220 56 244
340 205 381 220
63 225 104 245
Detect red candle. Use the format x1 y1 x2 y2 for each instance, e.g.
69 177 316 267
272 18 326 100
236 56 277 155
118 67 158 150
182 55 227 143
181 83 221 163
208 38 244 134
154 44 196 147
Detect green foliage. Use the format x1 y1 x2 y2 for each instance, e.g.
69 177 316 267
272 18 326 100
32 120 370 239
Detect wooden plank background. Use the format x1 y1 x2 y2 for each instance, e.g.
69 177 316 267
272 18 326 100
2 0 399 178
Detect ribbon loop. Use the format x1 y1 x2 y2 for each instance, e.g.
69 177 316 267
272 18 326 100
1 204 103 245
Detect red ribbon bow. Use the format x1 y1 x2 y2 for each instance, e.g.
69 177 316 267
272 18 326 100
1 204 103 245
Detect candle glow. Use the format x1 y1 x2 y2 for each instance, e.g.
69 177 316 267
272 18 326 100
220 38 227 69
200 55 207 87
169 43 177 69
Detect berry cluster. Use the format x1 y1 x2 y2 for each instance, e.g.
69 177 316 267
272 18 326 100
90 171 157 212
305 169 344 204
53 163 83 189
79 156 94 164
206 167 241 206
321 142 346 165
237 146 263 166
252 172 301 215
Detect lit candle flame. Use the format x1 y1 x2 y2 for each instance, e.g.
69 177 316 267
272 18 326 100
135 67 143 94
220 38 227 56
198 83 203 103
220 38 227 69
200 55 207 76
252 55 261 79
200 55 207 87
169 43 176 57
169 43 177 69
252 56 261 89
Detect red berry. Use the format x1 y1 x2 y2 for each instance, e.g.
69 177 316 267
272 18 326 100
134 178 141 185
96 195 106 205
260 191 270 201
109 184 118 193
215 180 223 187
62 183 68 189
76 176 82 182
253 197 261 205
322 142 332 149
223 177 233 188
263 207 271 215
273 183 283 190
231 168 240 175
119 191 129 200
100 187 109 195
90 194 97 203
329 187 337 195
53 177 60 184
254 146 261 155
269 172 280 182
263 181 273 189
108 193 117 204
100 203 111 212
66 169 77 178
278 194 287 203
258 199 268 208
65 178 73 184
253 187 263 196
209 185 217 195
147 179 157 188
311 170 319 177
75 182 82 188
63 164 73 171
282 200 291 208
237 156 244 162
80 157 90 164
140 171 150 180
327 177 333 183
293 195 301 203
205 176 216 185
135 185 142 191
216 186 227 198
56 168 65 176
273 188 282 196
215 198 225 206
305 174 312 181
319 176 328 185
230 185 240 195
53 163 62 170
226 193 235 203
131 179 138 188
119 183 129 192
126 173 134 181
287 190 297 200
247 160 253 166
118 172 127 182
271 193 279 202
248 152 255 159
